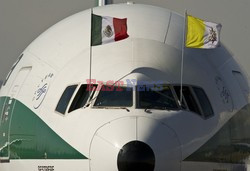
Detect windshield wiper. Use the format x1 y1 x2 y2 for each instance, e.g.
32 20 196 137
144 108 152 114
120 107 130 112
144 105 153 113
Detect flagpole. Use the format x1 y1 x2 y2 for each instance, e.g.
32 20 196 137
89 8 93 96
180 9 187 105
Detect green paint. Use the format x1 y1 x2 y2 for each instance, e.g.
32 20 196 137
0 96 87 159
91 14 102 46
0 96 12 158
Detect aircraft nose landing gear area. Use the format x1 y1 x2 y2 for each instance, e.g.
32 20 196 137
89 117 181 171
117 140 155 171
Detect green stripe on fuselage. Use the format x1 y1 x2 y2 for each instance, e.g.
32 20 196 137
0 96 87 159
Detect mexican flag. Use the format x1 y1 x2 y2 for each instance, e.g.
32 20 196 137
91 14 129 46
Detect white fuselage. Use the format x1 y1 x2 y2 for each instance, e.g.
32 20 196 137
0 3 249 171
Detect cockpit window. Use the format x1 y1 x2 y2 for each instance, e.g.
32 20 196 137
174 85 214 118
193 87 214 118
174 86 201 115
56 85 77 114
94 85 133 107
137 84 178 110
68 84 97 113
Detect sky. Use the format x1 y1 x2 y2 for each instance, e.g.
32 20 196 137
0 0 249 82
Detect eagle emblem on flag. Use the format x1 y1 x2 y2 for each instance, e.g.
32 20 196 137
103 25 113 38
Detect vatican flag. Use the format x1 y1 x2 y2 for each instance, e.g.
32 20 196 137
186 15 222 49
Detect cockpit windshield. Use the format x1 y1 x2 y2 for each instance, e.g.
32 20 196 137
94 85 133 107
56 82 213 118
137 84 178 110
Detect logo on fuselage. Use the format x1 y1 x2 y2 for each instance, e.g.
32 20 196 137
215 76 233 111
33 73 54 109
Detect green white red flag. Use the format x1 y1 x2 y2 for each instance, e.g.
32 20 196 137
91 14 129 46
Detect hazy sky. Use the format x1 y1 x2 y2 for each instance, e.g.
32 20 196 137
0 0 249 81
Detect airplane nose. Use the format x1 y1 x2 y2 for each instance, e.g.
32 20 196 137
89 117 181 171
117 140 155 171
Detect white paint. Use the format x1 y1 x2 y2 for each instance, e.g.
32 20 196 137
0 3 249 171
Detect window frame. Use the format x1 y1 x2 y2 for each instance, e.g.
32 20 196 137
135 84 182 111
55 83 100 116
68 84 98 113
55 82 214 119
173 84 214 119
55 83 80 116
91 84 134 109
191 86 214 119
188 86 205 116
172 85 189 110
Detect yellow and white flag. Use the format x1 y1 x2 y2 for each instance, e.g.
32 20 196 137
186 15 222 49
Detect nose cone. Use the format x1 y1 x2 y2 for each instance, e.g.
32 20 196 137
90 117 181 171
117 140 155 171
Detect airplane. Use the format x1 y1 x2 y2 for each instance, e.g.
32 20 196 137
0 1 249 171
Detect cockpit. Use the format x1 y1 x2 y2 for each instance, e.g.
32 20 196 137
55 83 214 119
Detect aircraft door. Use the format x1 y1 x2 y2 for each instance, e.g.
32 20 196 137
0 67 31 161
